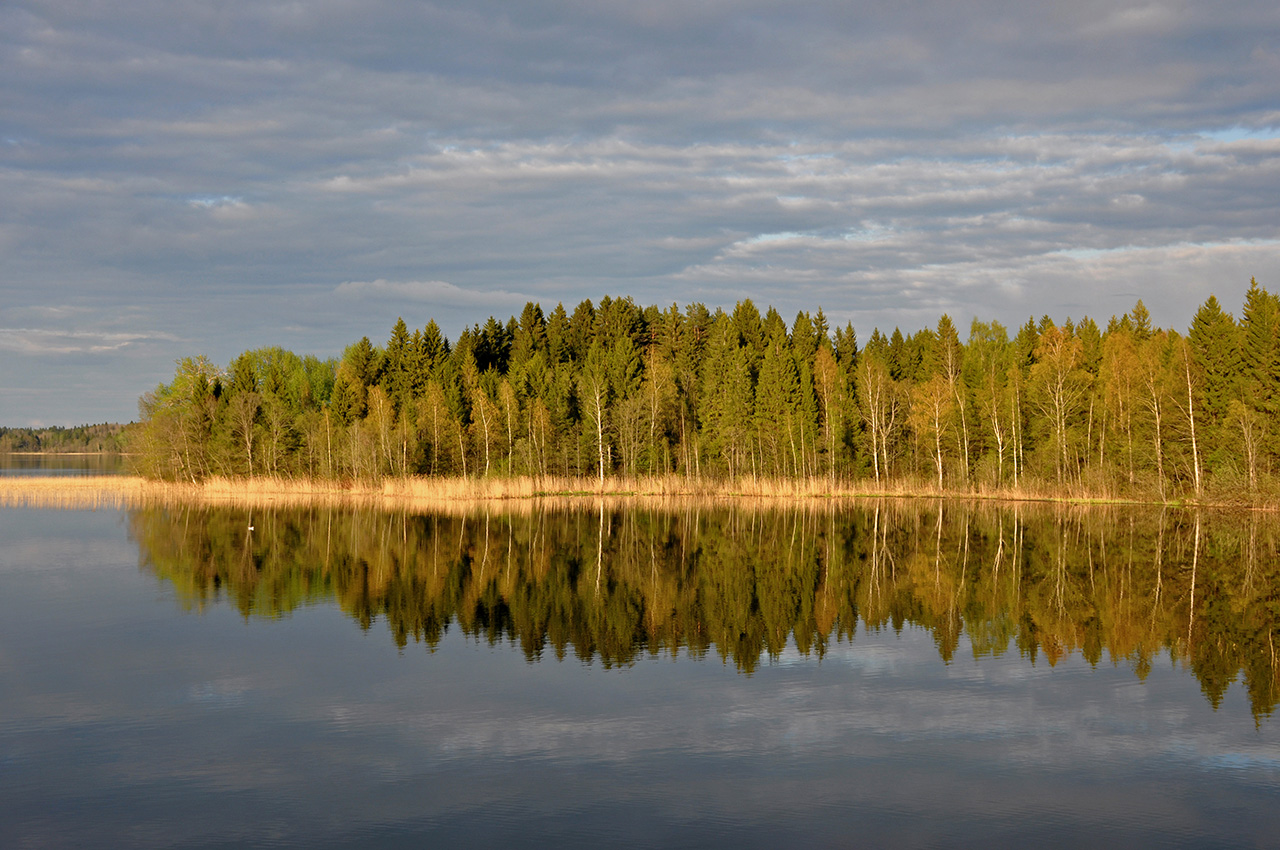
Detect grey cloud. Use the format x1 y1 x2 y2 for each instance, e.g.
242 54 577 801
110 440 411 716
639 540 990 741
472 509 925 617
3 0 1280 422
334 278 529 307
0 328 178 355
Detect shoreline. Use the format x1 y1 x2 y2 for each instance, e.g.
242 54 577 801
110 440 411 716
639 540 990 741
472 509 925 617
0 473 1269 512
0 451 129 457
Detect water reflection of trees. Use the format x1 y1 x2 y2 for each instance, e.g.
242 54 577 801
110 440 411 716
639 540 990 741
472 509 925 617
129 501 1280 718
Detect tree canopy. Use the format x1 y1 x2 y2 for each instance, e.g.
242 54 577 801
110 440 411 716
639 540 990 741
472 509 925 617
132 281 1280 500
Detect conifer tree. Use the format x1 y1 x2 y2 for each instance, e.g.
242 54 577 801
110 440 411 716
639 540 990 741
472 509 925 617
568 300 596 362
511 302 547 369
936 315 969 483
1240 278 1280 419
756 322 800 476
1076 317 1104 474
132 283 1280 498
701 313 754 478
887 328 908 381
383 318 414 413
812 345 846 482
546 303 571 364
1129 300 1154 341
1187 295 1240 469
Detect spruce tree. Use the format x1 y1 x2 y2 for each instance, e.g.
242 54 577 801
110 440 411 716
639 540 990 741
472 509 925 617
1187 295 1240 455
1240 278 1280 418
383 318 413 413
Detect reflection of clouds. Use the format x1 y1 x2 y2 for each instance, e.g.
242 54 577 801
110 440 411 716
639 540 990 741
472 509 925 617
1203 751 1280 772
185 678 250 709
274 630 1280 782
0 538 136 573
5 514 1280 848
772 630 920 673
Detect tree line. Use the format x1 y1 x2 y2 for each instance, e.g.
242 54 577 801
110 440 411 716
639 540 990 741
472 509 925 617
130 501 1280 718
0 423 130 454
134 279 1280 499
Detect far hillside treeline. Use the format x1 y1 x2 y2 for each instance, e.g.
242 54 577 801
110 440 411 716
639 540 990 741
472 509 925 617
0 423 130 454
135 279 1279 500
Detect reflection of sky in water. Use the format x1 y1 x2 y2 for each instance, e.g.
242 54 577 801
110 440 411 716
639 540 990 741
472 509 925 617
1 506 1279 848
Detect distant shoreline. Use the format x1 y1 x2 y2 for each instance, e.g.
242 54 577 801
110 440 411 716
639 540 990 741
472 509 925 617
1 473 1271 512
0 451 129 456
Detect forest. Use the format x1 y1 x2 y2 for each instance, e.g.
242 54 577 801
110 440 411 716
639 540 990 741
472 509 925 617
0 423 130 454
133 278 1280 501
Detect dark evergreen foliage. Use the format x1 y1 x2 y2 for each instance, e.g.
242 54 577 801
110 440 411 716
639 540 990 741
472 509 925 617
131 283 1280 498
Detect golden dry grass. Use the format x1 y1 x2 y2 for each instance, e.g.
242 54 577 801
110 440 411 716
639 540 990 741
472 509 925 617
0 471 1141 512
0 472 1191 513
0 475 152 509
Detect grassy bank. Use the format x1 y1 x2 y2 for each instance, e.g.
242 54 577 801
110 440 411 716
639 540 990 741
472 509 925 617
0 472 1233 512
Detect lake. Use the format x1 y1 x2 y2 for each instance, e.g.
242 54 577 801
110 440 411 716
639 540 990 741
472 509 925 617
2 497 1279 847
0 453 128 476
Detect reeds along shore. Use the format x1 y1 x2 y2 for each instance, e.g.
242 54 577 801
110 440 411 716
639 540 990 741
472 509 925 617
0 473 1272 512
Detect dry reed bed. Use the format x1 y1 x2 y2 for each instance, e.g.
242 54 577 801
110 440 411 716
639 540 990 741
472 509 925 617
0 475 151 510
0 472 1204 514
0 471 1187 512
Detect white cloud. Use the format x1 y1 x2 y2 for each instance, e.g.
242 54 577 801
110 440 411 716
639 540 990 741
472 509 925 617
333 279 528 307
4 0 1280 421
0 328 177 355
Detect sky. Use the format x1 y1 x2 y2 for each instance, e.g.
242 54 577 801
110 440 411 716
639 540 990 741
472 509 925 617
3 1 1280 425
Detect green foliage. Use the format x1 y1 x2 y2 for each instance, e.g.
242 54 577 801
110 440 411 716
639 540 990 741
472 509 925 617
127 284 1280 497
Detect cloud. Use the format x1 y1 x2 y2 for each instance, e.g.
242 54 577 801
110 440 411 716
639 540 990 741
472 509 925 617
333 279 528 307
4 0 1280 421
0 328 179 356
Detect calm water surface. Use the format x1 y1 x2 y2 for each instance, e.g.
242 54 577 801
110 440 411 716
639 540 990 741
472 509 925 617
0 453 127 476
2 499 1278 848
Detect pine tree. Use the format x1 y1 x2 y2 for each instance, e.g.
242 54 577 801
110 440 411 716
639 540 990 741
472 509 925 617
568 300 596 362
511 302 547 369
791 311 819 364
1129 300 1154 341
701 313 754 479
420 320 448 374
755 323 800 476
812 345 846 482
936 315 969 483
383 318 413 413
476 316 511 374
1240 278 1280 419
546 303 571 364
887 328 907 381
1187 295 1241 473
346 336 381 387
